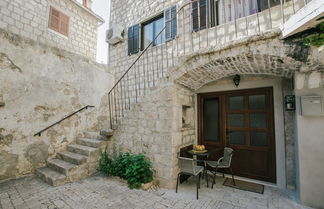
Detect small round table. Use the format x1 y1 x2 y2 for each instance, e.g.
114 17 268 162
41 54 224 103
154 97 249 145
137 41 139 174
187 148 223 187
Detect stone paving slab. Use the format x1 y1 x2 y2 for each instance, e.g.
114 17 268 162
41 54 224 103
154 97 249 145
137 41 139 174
0 174 313 209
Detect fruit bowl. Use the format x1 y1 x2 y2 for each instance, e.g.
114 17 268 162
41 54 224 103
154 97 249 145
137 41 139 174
194 145 205 151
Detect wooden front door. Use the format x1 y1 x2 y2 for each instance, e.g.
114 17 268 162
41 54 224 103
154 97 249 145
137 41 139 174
198 87 276 183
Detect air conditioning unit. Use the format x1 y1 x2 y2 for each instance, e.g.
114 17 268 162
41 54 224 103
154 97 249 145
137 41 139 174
106 24 124 45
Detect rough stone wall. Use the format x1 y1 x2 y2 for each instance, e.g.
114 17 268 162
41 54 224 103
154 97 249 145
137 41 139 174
108 81 195 188
109 82 175 188
169 84 196 187
0 0 99 60
0 30 114 181
171 34 324 91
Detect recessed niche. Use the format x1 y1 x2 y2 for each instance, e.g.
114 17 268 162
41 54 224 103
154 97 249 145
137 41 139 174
182 105 193 128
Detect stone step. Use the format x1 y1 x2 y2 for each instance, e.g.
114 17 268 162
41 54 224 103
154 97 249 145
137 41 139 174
100 129 114 137
77 138 104 148
84 130 113 140
57 151 88 165
67 144 98 156
47 158 78 175
83 131 102 139
35 167 67 187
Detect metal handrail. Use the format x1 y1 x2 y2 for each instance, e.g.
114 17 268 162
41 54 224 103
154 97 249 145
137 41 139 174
34 105 95 136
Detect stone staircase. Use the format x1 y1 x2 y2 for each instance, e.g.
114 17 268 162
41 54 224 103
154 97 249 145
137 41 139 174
36 130 113 186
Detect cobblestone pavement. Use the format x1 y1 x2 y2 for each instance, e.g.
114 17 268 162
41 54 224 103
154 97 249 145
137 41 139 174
0 173 312 209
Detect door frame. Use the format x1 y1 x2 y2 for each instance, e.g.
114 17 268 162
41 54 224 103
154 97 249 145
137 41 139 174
195 77 287 188
197 87 276 183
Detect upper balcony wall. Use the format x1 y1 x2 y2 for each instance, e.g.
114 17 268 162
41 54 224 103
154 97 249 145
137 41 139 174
109 0 310 79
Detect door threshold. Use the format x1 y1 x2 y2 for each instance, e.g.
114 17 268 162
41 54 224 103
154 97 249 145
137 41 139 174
209 172 278 188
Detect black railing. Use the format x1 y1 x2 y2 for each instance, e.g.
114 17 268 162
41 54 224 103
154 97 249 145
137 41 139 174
107 0 308 129
34 105 95 136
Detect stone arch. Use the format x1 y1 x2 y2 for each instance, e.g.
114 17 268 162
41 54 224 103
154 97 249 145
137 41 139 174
169 35 311 90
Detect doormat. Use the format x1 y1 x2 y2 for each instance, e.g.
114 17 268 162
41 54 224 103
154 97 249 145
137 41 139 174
223 178 264 194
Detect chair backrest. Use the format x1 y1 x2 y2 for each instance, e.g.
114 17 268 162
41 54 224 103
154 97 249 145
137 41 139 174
177 154 196 175
222 147 234 167
179 144 193 158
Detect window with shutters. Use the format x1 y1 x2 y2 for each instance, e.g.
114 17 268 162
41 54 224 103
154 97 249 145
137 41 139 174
128 24 140 55
192 0 282 30
141 14 165 50
48 6 69 36
192 0 209 31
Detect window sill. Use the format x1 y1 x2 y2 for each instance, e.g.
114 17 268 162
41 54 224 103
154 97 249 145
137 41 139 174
47 28 69 39
179 126 194 131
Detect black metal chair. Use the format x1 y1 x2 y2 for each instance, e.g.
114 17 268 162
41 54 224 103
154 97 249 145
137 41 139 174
206 147 235 189
176 154 204 200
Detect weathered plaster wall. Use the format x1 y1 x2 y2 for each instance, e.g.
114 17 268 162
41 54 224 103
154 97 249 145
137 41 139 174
294 70 324 209
0 0 100 60
0 30 114 181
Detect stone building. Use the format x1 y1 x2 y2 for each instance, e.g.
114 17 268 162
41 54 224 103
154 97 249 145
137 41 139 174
0 0 104 60
107 0 324 208
0 0 323 208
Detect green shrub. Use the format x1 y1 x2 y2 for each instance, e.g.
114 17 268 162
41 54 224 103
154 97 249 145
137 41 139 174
99 151 153 189
125 154 153 189
114 152 132 179
99 150 115 176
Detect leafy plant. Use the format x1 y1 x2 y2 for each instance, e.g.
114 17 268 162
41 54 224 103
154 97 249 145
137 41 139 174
98 150 153 189
302 22 324 47
125 154 153 189
114 152 132 179
99 150 115 176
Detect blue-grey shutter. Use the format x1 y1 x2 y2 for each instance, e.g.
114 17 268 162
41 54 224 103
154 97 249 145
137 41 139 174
133 24 139 54
128 26 133 55
171 5 177 39
199 0 207 30
165 5 177 41
165 8 171 40
192 1 199 31
128 24 139 55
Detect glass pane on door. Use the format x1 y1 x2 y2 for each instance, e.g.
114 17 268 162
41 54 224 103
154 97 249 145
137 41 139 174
203 98 219 141
251 132 267 146
249 113 267 128
229 114 244 127
229 131 245 145
249 95 265 109
229 96 244 109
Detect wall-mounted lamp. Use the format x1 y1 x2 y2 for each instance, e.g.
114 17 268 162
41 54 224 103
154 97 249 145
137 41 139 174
233 74 240 88
284 95 296 111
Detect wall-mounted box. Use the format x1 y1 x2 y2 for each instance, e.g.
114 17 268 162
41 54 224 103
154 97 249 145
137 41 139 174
301 96 323 116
